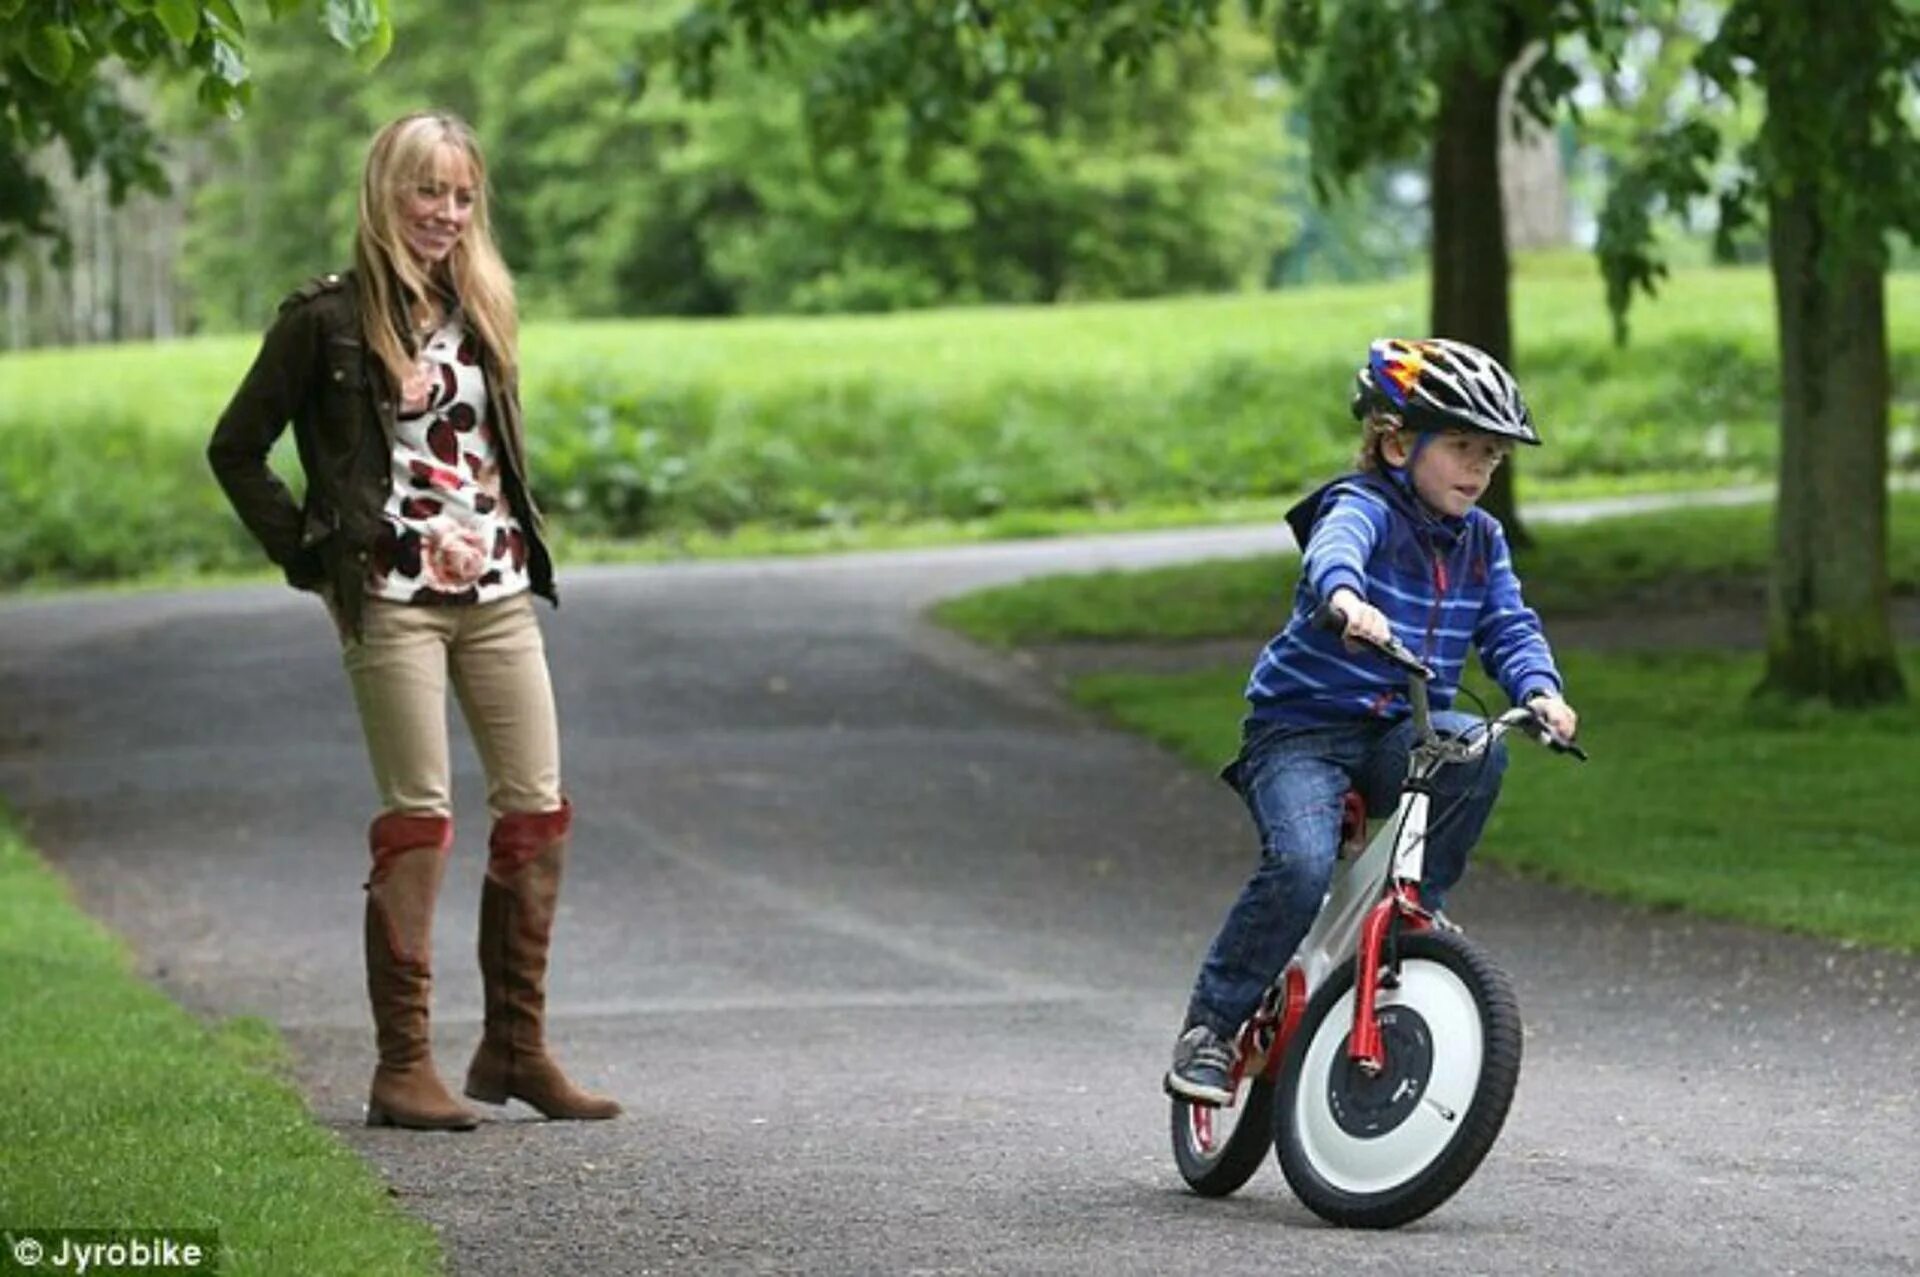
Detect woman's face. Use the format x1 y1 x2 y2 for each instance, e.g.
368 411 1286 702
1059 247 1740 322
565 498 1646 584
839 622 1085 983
396 145 478 266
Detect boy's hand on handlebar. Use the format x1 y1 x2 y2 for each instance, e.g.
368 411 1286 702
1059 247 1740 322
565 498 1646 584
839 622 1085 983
1526 691 1578 742
1327 588 1392 652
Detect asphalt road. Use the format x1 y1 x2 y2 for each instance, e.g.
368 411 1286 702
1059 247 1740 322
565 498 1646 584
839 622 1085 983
3 507 1915 1275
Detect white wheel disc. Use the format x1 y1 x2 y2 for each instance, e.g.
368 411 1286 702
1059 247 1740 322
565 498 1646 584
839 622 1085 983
1289 958 1485 1195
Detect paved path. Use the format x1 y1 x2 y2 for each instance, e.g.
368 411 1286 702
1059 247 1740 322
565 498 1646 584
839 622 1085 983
3 496 1916 1275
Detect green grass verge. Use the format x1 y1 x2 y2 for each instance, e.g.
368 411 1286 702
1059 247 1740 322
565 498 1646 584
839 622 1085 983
0 815 440 1276
5 260 1917 586
1071 651 1920 953
934 490 1920 646
7 466 1755 600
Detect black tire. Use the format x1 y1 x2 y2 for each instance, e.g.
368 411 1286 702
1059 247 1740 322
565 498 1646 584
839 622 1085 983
1273 929 1522 1228
1170 1075 1277 1197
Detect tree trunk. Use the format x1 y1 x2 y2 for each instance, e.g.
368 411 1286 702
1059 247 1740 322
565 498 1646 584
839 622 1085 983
1754 0 1904 707
1429 54 1525 541
1499 48 1570 252
1759 189 1904 705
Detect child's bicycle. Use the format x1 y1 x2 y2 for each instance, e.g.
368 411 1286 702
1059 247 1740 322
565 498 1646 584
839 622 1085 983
1169 605 1585 1228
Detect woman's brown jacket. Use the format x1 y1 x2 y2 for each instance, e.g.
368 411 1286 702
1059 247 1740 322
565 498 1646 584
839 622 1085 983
206 269 556 638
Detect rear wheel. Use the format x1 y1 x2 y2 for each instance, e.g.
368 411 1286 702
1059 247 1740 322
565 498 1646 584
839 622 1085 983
1274 930 1521 1228
1170 1073 1276 1197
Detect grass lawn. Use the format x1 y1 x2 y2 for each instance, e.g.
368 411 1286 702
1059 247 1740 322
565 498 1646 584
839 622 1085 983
1072 652 1920 954
0 815 440 1276
5 259 1916 587
934 490 1920 645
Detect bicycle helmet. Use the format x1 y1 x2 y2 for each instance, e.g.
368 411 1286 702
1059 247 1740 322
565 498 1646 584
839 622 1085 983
1349 337 1541 446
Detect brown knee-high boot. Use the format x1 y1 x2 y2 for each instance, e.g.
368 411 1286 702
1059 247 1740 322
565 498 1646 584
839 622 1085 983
365 812 478 1129
464 801 621 1119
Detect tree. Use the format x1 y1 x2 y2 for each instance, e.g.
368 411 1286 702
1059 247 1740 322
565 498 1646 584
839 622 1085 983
179 1 1294 322
0 0 391 263
647 0 1633 538
1598 0 1916 706
1270 1 1625 538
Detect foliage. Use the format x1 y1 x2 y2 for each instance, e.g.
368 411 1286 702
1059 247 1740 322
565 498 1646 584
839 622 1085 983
0 0 390 261
643 1 1634 295
1265 0 1624 193
650 0 1606 155
177 0 1298 326
0 410 262 582
1596 0 1920 335
1070 648 1920 953
650 1 1249 158
644 1 1639 282
3 264 1915 587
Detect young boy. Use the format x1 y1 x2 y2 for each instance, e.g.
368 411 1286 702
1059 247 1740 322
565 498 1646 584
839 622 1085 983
1166 337 1579 1106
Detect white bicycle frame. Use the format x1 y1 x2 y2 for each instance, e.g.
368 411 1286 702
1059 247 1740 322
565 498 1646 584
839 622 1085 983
1233 677 1547 1087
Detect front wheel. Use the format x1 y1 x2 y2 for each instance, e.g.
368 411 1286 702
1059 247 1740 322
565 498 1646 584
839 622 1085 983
1170 1073 1276 1197
1274 929 1521 1228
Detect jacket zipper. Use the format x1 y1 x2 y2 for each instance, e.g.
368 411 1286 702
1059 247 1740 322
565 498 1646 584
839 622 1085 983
1426 543 1450 660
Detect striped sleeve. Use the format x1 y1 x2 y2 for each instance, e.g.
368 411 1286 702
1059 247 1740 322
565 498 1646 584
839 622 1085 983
1303 490 1386 604
1472 519 1563 704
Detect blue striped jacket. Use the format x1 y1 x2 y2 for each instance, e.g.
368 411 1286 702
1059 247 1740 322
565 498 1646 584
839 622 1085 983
1245 470 1563 726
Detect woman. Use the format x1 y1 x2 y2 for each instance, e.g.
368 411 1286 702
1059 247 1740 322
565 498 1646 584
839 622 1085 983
208 111 619 1129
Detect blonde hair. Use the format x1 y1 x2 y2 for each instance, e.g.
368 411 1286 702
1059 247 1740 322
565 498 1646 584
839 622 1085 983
354 111 518 390
1355 409 1408 473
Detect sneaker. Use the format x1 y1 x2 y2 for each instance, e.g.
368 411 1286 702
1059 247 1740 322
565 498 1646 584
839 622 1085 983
1164 1025 1236 1106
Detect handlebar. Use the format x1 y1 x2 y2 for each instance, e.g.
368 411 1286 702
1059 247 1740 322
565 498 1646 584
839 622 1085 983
1499 706 1589 761
1312 600 1436 681
1312 599 1586 762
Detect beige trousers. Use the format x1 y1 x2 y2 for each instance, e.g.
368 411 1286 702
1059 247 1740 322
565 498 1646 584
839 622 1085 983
341 593 562 818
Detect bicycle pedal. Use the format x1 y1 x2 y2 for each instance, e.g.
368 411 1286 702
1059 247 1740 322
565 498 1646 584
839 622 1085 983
1163 1078 1224 1108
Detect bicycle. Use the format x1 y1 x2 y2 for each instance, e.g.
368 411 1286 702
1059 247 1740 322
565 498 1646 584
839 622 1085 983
1169 605 1586 1228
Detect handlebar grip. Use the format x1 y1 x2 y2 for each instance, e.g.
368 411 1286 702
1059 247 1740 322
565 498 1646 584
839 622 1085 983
1311 600 1436 681
1517 706 1589 761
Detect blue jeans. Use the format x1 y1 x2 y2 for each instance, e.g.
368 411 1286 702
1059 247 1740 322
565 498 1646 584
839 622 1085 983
1184 712 1507 1039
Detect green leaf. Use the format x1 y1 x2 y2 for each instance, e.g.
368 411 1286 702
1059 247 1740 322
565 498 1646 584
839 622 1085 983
265 0 304 17
0 0 31 17
114 0 155 14
22 25 75 84
353 13 392 68
208 34 247 85
111 22 152 63
206 0 245 35
154 0 201 43
323 0 382 49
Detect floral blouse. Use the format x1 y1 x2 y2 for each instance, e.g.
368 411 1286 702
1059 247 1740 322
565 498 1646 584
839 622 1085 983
366 316 532 606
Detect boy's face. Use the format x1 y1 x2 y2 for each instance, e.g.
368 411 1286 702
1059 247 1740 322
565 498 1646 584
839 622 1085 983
1387 429 1511 517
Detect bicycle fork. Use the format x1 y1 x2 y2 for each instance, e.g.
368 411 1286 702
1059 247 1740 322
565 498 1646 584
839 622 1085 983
1347 788 1434 1076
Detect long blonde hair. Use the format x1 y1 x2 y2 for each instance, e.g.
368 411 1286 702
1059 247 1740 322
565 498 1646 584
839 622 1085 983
354 111 518 389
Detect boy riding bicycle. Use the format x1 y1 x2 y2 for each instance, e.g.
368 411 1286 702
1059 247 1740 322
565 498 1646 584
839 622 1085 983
1166 338 1580 1107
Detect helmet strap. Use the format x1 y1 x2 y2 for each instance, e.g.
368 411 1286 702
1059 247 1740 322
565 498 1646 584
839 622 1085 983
1382 428 1432 475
